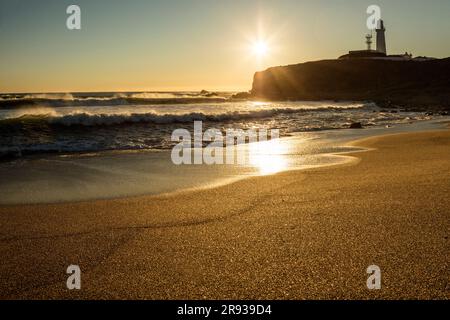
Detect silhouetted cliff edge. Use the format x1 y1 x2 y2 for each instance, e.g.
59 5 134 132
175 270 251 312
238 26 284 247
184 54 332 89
250 58 450 109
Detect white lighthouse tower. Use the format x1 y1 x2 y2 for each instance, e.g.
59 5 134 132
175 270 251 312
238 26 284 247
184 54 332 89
376 20 387 54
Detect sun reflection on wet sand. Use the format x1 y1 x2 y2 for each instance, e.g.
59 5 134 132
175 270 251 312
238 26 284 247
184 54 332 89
248 138 289 175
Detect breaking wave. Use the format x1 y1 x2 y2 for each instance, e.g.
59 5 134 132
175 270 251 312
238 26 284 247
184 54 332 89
1 97 436 161
0 91 232 108
0 106 366 127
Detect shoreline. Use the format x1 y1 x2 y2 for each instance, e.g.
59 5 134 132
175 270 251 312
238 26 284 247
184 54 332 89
0 128 449 299
0 127 444 208
0 119 448 206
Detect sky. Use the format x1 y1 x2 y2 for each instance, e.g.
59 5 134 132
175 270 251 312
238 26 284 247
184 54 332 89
1 0 449 93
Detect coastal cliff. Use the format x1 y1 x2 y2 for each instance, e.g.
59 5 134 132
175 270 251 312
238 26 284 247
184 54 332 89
250 58 450 109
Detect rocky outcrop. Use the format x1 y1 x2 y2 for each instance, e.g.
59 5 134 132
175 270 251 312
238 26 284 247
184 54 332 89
251 58 450 109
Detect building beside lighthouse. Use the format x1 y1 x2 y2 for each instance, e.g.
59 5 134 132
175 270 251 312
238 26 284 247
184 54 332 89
339 19 424 60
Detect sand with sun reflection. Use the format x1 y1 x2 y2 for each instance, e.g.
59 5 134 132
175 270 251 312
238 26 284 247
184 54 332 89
1 129 449 299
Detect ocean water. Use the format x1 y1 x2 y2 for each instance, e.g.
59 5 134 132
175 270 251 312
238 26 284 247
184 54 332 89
0 91 439 160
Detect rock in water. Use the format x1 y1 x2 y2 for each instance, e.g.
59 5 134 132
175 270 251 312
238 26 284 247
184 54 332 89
232 91 252 99
350 122 363 129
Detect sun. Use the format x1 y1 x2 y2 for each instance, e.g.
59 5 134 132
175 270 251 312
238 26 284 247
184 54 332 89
252 41 269 56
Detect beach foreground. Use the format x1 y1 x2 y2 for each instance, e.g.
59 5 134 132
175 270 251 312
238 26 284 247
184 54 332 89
0 130 449 299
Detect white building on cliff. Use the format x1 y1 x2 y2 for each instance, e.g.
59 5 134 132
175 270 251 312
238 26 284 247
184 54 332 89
339 20 434 61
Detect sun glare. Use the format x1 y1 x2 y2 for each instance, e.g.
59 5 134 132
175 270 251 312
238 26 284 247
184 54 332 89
252 41 269 56
249 139 288 175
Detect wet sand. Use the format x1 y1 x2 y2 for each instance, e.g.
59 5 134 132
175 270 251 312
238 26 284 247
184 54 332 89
0 130 449 299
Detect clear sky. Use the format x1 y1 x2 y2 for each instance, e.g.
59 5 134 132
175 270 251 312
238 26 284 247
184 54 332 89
1 0 449 93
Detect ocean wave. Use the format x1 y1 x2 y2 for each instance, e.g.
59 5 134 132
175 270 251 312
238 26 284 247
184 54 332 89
0 92 232 108
0 106 366 127
0 97 230 109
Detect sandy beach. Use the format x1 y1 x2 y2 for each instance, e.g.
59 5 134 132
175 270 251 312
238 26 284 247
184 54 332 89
0 129 449 300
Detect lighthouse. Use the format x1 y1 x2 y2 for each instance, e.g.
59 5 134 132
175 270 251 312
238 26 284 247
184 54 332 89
376 20 387 54
339 19 420 60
